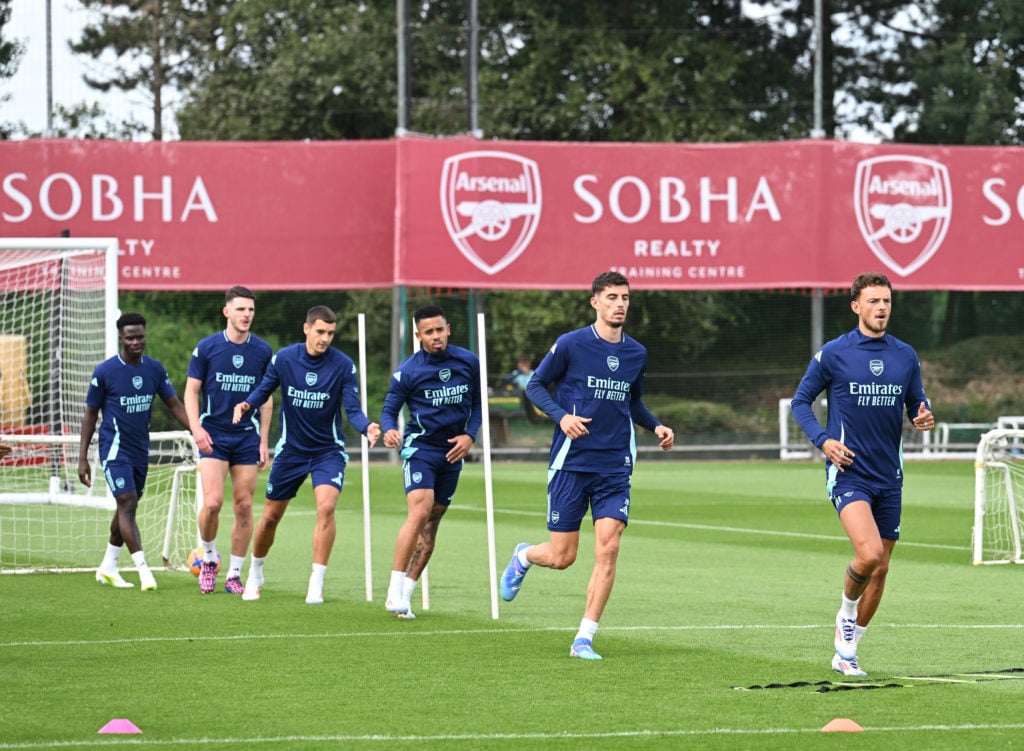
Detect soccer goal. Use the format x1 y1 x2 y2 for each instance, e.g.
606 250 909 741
973 428 1024 565
0 431 200 573
0 238 198 572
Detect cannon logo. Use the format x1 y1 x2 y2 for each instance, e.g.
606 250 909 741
440 150 542 275
854 155 952 277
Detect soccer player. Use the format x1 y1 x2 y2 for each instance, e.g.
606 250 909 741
791 271 934 677
78 312 191 591
184 286 274 595
233 305 380 604
380 305 482 618
499 271 675 659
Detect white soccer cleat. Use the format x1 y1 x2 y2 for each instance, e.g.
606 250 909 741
305 587 324 605
242 572 263 601
832 652 867 676
95 568 134 588
385 596 410 614
396 608 416 620
138 568 158 591
834 613 857 660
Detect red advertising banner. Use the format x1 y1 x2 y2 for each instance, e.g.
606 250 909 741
4 137 1024 290
0 139 395 290
398 137 1024 291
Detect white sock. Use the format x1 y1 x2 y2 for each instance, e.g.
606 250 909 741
575 618 599 642
251 555 266 576
201 538 217 560
855 625 867 644
229 554 245 578
402 577 418 601
101 543 121 570
389 570 406 600
517 546 533 568
309 563 326 591
130 550 149 569
839 593 859 620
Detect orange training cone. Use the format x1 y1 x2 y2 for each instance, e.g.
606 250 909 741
820 717 863 733
98 719 142 734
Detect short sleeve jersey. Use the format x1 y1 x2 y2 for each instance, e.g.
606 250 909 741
86 355 177 462
380 344 483 450
791 328 929 489
243 343 370 456
528 325 658 475
187 331 273 433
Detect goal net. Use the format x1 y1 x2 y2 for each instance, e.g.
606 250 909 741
0 431 200 572
973 428 1024 565
0 238 197 572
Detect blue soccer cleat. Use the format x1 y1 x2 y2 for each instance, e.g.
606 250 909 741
499 542 531 601
570 638 602 660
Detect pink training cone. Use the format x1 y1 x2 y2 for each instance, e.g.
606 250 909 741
820 717 863 733
98 718 142 734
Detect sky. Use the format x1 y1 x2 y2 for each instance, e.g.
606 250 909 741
1 0 176 139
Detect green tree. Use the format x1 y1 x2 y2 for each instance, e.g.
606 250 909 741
178 1 398 140
0 0 24 139
70 0 230 140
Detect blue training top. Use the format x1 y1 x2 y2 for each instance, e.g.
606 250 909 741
243 343 371 456
380 344 483 451
791 328 929 490
86 355 178 462
526 324 661 475
187 330 273 433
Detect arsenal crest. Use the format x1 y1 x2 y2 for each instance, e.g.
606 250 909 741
440 150 542 275
232 355 244 368
606 356 620 372
439 368 452 383
132 376 143 389
854 155 952 277
305 371 318 387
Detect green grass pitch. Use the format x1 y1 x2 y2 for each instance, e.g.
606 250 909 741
2 459 1023 749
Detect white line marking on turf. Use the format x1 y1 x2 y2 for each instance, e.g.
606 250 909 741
454 505 970 552
1 622 1021 650
4 723 1024 748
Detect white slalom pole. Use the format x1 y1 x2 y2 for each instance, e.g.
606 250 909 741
358 313 373 601
411 321 430 611
477 311 500 619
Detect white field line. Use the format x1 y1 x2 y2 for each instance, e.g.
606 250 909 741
1 621 1021 650
4 723 1024 749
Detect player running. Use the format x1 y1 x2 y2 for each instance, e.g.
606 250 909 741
791 271 934 676
380 304 482 618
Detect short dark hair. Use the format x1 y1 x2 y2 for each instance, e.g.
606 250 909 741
413 304 446 324
116 312 146 331
306 305 337 325
592 271 629 296
851 272 892 300
225 285 255 304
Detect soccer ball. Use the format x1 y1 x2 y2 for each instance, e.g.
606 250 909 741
187 548 221 577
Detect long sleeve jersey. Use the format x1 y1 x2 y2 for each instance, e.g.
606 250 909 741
526 324 660 475
791 328 929 489
243 343 370 456
380 344 482 451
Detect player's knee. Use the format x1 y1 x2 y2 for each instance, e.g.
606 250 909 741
549 550 577 569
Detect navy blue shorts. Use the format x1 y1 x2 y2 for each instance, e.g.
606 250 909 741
400 445 463 505
265 448 347 501
102 458 147 499
827 481 902 540
545 470 631 532
200 429 261 466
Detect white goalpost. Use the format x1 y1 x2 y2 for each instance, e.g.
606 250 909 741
0 238 200 573
973 428 1024 565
